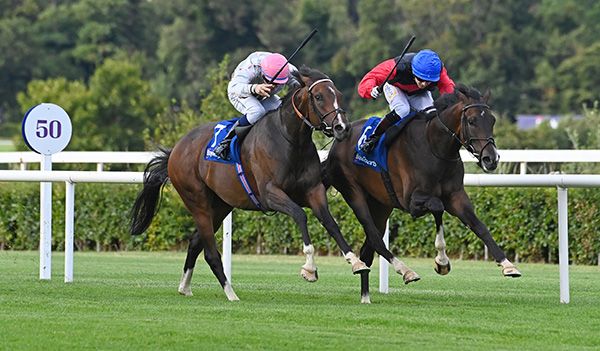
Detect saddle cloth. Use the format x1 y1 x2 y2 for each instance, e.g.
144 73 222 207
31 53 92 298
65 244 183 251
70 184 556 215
204 118 242 164
353 111 417 172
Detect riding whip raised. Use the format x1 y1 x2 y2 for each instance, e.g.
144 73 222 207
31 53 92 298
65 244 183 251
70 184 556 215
375 35 416 97
266 28 318 85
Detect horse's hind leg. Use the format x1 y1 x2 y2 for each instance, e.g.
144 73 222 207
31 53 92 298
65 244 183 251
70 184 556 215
179 229 202 296
175 182 239 300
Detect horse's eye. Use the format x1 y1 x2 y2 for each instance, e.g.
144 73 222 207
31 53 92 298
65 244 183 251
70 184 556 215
315 94 323 101
468 118 475 125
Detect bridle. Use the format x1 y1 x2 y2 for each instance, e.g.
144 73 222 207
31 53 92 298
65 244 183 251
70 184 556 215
292 78 346 137
433 103 497 162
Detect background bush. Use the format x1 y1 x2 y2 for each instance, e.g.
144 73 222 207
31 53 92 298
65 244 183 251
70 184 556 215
1 182 598 265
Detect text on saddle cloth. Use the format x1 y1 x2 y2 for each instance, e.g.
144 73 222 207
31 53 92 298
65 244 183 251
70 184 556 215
353 111 417 172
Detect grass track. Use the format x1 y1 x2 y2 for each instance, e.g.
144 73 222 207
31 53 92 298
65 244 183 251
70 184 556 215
0 251 599 350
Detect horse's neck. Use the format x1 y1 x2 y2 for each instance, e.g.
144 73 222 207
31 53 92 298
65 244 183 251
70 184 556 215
427 104 463 159
275 95 314 147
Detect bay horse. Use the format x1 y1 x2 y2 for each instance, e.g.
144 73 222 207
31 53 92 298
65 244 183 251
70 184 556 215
130 66 368 301
322 84 521 303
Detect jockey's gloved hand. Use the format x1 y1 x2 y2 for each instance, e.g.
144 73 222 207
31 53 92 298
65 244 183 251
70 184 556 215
371 86 381 99
252 83 274 98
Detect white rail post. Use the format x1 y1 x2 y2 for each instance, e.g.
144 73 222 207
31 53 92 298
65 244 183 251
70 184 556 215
222 212 233 282
557 186 570 304
40 155 52 280
65 181 75 283
520 162 527 174
379 219 390 293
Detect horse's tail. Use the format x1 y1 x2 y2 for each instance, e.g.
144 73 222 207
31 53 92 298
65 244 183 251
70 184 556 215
130 147 171 235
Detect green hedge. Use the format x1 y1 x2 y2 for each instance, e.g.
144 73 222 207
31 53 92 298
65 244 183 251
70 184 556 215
0 182 599 265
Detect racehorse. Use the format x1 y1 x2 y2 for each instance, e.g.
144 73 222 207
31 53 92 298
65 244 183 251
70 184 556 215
322 84 521 303
130 66 368 301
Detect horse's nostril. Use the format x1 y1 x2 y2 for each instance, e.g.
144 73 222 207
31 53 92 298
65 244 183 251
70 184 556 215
482 156 491 164
334 124 345 132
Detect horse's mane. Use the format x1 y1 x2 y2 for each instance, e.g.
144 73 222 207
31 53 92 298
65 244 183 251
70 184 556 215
280 65 330 104
434 83 483 111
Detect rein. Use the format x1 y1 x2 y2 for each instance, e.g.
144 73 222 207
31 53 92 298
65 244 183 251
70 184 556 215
292 78 346 137
429 103 496 163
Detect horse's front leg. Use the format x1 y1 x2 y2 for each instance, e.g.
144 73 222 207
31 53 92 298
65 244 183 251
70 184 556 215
431 210 451 275
343 188 420 285
263 183 320 281
305 184 369 275
445 190 521 277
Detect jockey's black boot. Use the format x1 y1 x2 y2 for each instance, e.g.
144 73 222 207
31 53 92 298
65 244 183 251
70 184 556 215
214 121 240 160
359 110 401 154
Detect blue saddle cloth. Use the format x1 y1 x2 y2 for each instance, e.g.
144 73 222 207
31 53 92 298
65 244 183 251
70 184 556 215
353 112 416 172
204 118 242 164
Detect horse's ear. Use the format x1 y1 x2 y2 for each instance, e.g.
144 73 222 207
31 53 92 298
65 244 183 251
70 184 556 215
456 89 469 103
292 66 306 88
299 75 312 87
483 89 492 103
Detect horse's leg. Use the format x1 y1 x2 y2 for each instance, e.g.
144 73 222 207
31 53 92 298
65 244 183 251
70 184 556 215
176 180 239 300
178 202 233 297
356 198 392 304
431 206 451 275
179 229 202 296
305 184 369 275
445 190 521 277
262 183 319 281
342 189 420 284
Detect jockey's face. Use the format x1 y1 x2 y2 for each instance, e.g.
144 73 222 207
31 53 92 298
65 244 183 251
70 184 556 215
262 75 281 86
414 76 432 89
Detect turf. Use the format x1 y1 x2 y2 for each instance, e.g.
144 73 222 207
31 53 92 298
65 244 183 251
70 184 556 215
0 251 598 350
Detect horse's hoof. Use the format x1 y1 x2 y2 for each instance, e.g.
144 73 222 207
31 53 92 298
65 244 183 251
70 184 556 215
352 261 370 274
502 265 522 278
434 260 451 275
403 270 421 284
361 294 371 304
178 287 193 297
301 267 318 282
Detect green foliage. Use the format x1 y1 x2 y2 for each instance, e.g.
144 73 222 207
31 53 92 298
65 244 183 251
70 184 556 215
17 58 166 151
4 0 600 137
1 183 599 265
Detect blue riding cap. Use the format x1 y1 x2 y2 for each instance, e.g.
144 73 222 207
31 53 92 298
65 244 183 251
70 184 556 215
411 49 442 82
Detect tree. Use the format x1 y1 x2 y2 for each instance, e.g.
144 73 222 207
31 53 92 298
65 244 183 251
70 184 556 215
17 58 165 151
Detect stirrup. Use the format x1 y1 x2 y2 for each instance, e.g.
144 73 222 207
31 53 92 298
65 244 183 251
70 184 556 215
359 136 379 154
214 141 231 159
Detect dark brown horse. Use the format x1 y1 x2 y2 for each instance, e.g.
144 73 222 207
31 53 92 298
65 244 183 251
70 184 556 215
322 84 521 303
130 66 368 301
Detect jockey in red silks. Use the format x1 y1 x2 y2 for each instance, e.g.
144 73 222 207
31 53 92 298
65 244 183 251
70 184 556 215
357 49 456 153
214 52 299 160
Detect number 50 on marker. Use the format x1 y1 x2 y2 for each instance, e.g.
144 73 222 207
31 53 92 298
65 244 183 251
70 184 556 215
22 103 72 155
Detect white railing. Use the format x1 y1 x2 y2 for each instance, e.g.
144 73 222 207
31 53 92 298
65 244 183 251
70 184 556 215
2 149 600 172
2 150 600 304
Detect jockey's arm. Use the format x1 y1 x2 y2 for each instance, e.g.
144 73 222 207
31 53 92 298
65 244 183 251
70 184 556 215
357 59 396 99
437 67 456 95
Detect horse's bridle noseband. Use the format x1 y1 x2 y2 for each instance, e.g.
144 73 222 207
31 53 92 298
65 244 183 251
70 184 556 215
435 103 497 162
292 78 346 137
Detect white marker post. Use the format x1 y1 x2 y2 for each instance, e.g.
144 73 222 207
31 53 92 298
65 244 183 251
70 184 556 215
22 103 72 280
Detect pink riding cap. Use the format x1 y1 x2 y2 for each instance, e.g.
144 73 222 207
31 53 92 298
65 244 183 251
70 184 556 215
260 53 289 84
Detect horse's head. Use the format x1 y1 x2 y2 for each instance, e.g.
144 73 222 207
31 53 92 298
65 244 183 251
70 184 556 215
436 84 499 172
291 66 350 141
